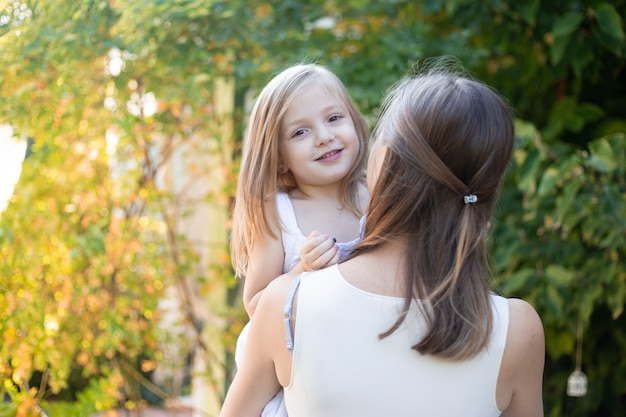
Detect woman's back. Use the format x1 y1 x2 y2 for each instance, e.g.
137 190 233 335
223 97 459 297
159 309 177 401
285 264 508 417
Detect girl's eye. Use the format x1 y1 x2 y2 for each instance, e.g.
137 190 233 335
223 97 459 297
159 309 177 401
293 129 306 138
329 115 342 122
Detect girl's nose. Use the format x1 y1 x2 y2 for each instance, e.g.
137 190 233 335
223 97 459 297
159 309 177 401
315 127 334 146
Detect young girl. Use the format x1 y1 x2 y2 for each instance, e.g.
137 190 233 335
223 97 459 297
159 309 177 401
229 63 369 416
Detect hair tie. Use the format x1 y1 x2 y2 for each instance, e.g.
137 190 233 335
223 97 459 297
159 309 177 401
464 194 477 204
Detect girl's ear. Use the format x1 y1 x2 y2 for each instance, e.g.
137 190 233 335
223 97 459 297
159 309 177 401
278 164 289 174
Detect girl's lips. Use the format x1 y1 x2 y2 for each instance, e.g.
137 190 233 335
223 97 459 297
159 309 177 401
315 149 342 161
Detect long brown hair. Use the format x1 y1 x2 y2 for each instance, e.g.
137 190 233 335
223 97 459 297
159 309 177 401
351 65 514 360
231 64 369 277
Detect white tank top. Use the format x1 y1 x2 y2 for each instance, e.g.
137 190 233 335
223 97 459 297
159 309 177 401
277 192 361 272
284 264 508 417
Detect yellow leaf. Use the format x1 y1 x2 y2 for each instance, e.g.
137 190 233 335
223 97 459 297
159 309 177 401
254 4 272 19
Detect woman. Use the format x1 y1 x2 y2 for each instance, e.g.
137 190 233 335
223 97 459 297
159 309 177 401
220 64 545 417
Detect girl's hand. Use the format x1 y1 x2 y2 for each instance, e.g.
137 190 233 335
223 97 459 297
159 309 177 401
300 231 340 271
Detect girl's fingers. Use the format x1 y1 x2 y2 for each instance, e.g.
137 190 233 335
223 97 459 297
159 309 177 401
300 232 338 271
321 250 341 268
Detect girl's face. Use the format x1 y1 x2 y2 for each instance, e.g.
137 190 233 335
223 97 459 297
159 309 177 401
366 139 387 194
278 84 360 192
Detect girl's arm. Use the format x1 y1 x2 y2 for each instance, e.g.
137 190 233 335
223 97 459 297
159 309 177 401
244 230 337 317
220 275 295 417
243 231 285 317
498 298 545 417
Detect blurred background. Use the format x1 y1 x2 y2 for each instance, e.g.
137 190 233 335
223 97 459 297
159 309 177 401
0 1 624 416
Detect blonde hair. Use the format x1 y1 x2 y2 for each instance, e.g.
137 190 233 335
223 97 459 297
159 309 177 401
231 64 369 277
351 64 514 360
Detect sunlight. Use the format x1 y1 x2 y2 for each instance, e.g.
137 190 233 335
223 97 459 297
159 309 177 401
0 124 27 214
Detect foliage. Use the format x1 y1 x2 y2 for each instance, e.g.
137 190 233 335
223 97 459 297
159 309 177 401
0 0 625 416
0 0 236 415
494 127 626 417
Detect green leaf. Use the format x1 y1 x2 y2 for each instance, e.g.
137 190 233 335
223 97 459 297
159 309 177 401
492 236 521 272
517 147 543 194
563 111 586 133
595 3 625 41
570 42 594 79
607 278 625 319
561 203 586 234
550 34 570 65
500 268 536 295
538 166 559 196
605 132 626 154
545 285 565 320
580 283 604 322
575 102 605 123
514 119 540 144
556 176 582 227
515 0 539 26
545 264 574 288
552 11 583 37
549 98 590 134
550 98 576 119
587 138 617 173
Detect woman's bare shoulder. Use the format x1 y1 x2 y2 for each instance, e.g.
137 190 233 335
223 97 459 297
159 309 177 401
507 298 543 337
497 298 545 416
505 298 544 363
255 272 302 318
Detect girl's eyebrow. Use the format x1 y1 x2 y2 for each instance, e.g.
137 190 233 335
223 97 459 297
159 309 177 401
282 103 347 133
321 103 345 113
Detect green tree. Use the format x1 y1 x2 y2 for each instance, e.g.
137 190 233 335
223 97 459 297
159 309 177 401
1 1 237 415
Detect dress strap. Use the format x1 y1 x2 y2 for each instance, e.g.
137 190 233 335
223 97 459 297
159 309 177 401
283 274 303 352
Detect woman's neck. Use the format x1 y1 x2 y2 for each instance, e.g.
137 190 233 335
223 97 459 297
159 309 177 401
339 239 408 297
